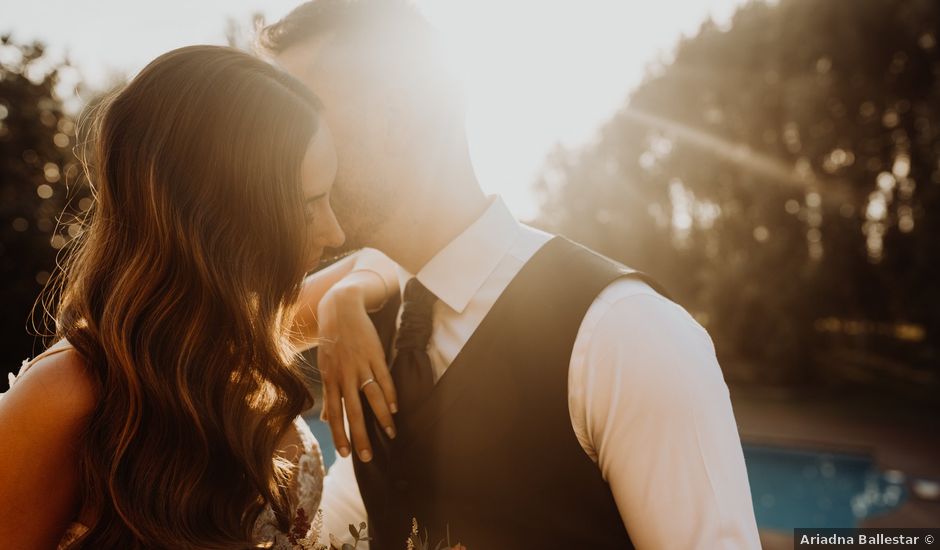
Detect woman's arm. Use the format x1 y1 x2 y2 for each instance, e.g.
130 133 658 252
290 248 399 351
0 350 94 547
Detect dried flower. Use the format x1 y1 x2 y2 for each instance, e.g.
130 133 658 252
288 507 312 545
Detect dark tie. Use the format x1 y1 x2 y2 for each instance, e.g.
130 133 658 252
391 277 438 416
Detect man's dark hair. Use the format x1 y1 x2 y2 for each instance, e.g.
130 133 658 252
259 0 431 55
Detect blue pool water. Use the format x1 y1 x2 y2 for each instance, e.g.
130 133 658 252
743 442 907 530
305 417 907 530
306 415 337 467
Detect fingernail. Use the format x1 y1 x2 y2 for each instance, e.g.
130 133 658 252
390 403 398 414
385 426 396 439
360 449 373 462
339 446 349 457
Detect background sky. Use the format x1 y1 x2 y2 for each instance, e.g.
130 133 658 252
3 0 747 219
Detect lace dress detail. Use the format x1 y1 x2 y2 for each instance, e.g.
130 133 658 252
3 344 328 550
252 416 328 550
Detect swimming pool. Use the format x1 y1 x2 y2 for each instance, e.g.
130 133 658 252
304 417 908 529
743 442 907 530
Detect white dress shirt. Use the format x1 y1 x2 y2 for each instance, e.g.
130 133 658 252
320 196 761 549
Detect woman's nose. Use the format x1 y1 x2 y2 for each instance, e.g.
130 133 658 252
322 209 345 250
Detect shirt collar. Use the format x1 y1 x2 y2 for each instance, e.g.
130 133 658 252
398 195 520 314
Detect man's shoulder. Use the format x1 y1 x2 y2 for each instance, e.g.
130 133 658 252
584 277 712 355
510 231 676 318
573 279 723 412
595 276 661 305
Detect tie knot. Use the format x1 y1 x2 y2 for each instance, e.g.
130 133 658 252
402 277 437 311
396 278 437 352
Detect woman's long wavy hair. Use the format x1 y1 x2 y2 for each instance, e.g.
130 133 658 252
53 45 320 548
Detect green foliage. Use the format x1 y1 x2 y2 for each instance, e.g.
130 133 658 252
535 0 940 387
404 519 460 550
329 520 462 550
329 521 370 550
0 34 90 385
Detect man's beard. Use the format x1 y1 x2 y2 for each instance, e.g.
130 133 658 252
328 176 394 255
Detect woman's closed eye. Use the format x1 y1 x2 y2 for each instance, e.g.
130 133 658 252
304 193 327 224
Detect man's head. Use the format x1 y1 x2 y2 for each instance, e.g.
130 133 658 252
261 0 467 252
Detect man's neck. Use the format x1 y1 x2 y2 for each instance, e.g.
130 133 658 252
389 181 490 276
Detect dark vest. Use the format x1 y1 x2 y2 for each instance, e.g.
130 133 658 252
354 236 667 550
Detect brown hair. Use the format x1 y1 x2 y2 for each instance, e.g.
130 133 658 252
53 45 319 548
258 0 430 56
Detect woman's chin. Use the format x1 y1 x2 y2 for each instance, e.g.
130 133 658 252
306 252 325 272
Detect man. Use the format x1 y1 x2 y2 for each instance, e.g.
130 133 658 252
262 2 761 548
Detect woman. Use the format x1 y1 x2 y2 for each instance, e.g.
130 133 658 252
0 45 397 548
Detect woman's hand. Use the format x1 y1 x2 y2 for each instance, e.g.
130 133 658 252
316 277 398 463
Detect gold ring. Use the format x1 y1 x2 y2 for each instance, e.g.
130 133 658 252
359 378 376 391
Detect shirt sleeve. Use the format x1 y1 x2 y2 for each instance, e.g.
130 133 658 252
317 452 370 548
568 285 761 550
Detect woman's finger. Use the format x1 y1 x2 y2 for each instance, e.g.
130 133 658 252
318 342 350 457
319 382 329 422
361 376 395 440
341 384 373 463
325 379 350 458
370 356 398 415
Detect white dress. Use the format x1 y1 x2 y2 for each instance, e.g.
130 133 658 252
3 343 328 550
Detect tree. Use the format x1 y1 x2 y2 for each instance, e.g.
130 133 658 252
0 35 90 387
536 0 940 387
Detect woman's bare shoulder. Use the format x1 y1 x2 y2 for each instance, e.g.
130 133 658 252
0 345 95 544
3 344 96 426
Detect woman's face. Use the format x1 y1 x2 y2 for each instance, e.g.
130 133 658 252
300 120 345 270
